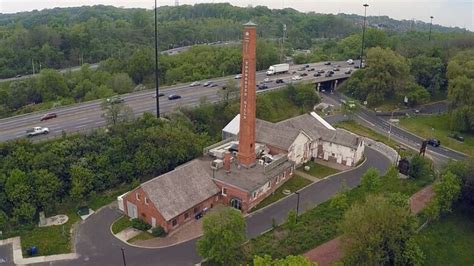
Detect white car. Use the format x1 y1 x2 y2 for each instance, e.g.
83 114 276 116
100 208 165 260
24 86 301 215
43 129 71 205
26 127 49 137
234 74 242 79
263 77 271 83
190 81 201 87
291 75 302 81
347 59 354 65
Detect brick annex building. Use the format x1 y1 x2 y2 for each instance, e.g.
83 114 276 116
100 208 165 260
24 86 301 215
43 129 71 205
118 22 365 233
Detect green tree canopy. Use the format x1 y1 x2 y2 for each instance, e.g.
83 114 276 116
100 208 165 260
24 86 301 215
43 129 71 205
197 207 246 265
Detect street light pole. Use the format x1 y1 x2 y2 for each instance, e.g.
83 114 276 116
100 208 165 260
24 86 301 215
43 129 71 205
154 0 161 118
121 247 127 266
429 16 434 41
295 191 300 223
359 4 369 69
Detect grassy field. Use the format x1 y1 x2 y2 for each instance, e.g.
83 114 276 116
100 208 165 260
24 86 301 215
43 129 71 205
18 184 131 257
20 209 80 256
400 114 474 157
300 161 341 179
111 216 132 234
128 231 154 243
252 175 312 212
244 167 433 261
415 205 474 265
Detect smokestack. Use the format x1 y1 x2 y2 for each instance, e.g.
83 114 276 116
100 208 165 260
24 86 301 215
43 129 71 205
224 151 232 173
237 21 257 168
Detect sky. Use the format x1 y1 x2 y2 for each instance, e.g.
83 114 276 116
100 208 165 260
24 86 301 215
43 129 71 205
1 0 473 31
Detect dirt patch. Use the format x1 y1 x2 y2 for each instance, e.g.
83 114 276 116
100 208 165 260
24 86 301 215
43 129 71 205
410 185 434 215
304 237 343 266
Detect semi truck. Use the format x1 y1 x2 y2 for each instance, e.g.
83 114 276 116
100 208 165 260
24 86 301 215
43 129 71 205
266 63 290 75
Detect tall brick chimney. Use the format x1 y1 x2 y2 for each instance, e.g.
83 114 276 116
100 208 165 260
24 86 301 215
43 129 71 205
237 21 257 167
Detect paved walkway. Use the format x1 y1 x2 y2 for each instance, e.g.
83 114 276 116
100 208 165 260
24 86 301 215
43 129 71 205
304 184 436 265
295 170 321 182
132 218 204 248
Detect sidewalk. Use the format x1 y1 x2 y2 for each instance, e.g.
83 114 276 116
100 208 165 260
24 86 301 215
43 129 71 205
304 185 435 265
295 170 321 182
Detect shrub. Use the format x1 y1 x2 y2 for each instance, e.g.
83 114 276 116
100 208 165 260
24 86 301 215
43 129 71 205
151 226 166 237
131 218 151 231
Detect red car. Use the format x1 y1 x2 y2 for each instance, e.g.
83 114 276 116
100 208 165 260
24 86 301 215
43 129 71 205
40 113 57 121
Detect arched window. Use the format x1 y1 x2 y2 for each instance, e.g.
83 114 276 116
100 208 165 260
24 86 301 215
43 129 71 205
230 198 242 210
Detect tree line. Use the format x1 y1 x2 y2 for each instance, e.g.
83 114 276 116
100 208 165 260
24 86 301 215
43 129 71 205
0 3 465 78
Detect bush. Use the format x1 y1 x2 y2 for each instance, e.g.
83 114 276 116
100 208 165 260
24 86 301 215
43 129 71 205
151 226 166 237
131 218 151 231
409 155 431 179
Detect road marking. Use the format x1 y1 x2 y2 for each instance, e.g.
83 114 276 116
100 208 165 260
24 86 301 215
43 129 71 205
74 125 88 129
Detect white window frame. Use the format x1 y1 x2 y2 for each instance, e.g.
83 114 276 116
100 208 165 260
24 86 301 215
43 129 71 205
222 187 227 196
145 197 149 205
136 192 140 201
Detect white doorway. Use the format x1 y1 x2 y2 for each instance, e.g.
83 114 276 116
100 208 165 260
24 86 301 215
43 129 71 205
126 202 138 219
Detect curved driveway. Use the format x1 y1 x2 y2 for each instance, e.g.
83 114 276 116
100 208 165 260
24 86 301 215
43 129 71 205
37 147 390 266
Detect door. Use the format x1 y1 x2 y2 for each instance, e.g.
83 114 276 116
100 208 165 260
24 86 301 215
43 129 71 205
323 151 329 160
126 202 138 219
346 158 353 166
337 155 342 164
151 217 156 228
230 198 242 210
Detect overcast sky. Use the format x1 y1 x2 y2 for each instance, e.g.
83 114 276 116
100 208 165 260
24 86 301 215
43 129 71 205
1 0 473 31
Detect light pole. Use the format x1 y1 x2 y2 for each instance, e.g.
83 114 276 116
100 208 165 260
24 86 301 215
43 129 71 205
359 4 369 69
295 191 300 223
121 247 127 266
429 16 434 41
154 0 161 118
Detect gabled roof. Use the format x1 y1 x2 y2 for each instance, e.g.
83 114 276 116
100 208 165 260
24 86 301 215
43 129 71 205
256 119 301 150
141 160 219 221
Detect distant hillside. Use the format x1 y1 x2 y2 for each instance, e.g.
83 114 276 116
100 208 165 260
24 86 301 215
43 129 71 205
0 3 470 78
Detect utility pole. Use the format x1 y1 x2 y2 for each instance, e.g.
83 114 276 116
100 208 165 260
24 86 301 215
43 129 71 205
32 59 35 75
280 24 287 63
154 0 161 117
429 16 434 41
359 4 369 69
121 248 127 266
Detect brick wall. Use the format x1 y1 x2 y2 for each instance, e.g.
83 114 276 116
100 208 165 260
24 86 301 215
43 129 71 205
123 186 219 233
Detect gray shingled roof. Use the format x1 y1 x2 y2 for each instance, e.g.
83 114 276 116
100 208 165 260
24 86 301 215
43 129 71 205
141 160 219 221
276 114 360 148
256 119 301 150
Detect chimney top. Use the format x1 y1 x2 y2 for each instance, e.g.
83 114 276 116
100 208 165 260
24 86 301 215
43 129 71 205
243 21 257 27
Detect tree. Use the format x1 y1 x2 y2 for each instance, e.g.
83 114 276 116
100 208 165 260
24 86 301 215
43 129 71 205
32 169 61 212
69 164 95 203
340 194 424 265
101 100 134 126
360 167 381 192
218 79 239 104
409 55 445 95
293 84 320 109
37 69 69 101
253 254 315 266
109 73 134 94
408 155 431 179
197 207 246 265
447 76 474 133
127 49 153 84
404 82 430 107
434 171 462 214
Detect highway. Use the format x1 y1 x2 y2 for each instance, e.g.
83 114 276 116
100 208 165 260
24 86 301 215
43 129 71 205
0 61 354 143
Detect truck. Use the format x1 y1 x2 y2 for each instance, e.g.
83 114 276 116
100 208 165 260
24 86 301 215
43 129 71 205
266 63 290 75
26 127 49 137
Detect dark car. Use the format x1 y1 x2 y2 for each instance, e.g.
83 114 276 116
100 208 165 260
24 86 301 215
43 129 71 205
324 62 331 65
257 84 269 90
153 93 165 98
107 97 124 104
325 71 334 77
318 69 325 73
16 74 22 78
427 139 441 147
168 94 182 100
40 113 57 121
203 81 213 87
448 133 465 142
275 79 284 84
313 72 321 77
301 73 308 77
333 67 340 71
305 64 310 68
210 83 218 87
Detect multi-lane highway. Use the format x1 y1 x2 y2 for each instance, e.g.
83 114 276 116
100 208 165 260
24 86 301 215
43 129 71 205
0 61 354 142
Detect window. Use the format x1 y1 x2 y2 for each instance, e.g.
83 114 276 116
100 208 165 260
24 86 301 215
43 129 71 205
184 212 189 220
145 197 149 205
172 219 177 227
222 187 227 196
136 192 140 201
252 191 257 199
276 175 281 184
266 181 271 189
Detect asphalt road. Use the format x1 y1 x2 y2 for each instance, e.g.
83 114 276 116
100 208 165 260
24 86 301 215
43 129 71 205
324 92 467 164
0 242 12 266
0 61 354 143
22 146 388 266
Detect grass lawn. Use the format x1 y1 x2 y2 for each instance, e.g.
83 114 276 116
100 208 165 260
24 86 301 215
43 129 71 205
299 161 340 179
336 120 415 158
415 205 474 266
128 231 154 243
19 209 80 257
111 216 132 234
17 183 132 257
244 166 433 261
252 175 312 212
400 114 474 157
